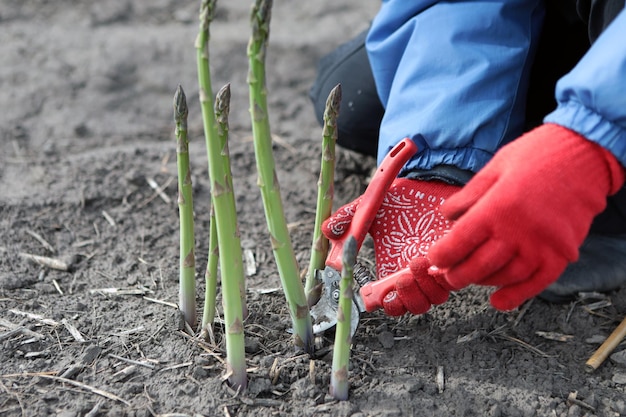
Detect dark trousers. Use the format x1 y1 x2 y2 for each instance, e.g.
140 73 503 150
309 0 626 233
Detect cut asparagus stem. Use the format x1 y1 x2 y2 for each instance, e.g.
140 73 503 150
330 235 356 400
247 0 313 353
174 85 196 329
585 315 626 372
196 0 247 390
305 84 341 305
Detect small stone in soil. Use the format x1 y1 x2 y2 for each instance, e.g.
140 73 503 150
406 380 424 393
124 383 144 395
567 404 582 417
374 323 388 333
610 349 626 365
247 377 272 397
178 382 198 396
611 372 626 384
42 390 59 402
291 377 321 400
245 338 261 354
422 382 438 395
192 366 208 379
81 345 102 364
377 331 394 349
195 356 211 366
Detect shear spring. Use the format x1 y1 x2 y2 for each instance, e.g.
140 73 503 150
354 262 373 288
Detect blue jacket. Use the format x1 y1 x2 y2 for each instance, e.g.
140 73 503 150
367 1 626 174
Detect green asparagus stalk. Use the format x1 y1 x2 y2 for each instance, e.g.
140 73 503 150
214 84 245 314
197 0 247 390
247 0 313 352
201 83 239 336
174 85 197 329
305 84 341 305
329 235 356 401
201 204 218 335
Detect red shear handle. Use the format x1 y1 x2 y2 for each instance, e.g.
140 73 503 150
325 138 418 271
360 268 412 312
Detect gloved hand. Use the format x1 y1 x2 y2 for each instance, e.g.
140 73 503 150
322 178 461 315
380 256 456 315
429 123 625 311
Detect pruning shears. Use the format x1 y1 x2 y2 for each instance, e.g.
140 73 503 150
310 138 418 336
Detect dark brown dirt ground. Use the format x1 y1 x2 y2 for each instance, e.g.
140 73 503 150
1 1 625 416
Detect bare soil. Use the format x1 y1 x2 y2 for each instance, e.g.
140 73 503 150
1 1 625 416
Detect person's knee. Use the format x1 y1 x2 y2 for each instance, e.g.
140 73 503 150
309 30 383 157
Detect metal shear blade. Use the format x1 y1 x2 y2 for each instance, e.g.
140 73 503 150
310 266 364 337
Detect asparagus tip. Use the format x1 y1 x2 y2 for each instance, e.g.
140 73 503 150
326 83 342 115
322 84 341 138
174 85 188 123
342 235 357 266
200 0 218 27
251 0 272 39
215 83 232 116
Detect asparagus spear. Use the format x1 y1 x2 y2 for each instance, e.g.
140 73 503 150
305 84 341 305
202 83 238 336
201 203 218 336
174 85 197 329
329 235 356 401
247 0 313 352
196 0 247 390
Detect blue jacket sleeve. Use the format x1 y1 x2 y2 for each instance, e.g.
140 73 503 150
366 0 544 174
544 10 626 168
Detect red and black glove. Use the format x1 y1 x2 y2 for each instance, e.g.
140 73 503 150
322 178 461 315
429 123 625 311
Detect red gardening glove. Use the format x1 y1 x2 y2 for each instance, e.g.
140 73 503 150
380 256 454 315
429 123 625 311
322 178 462 315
